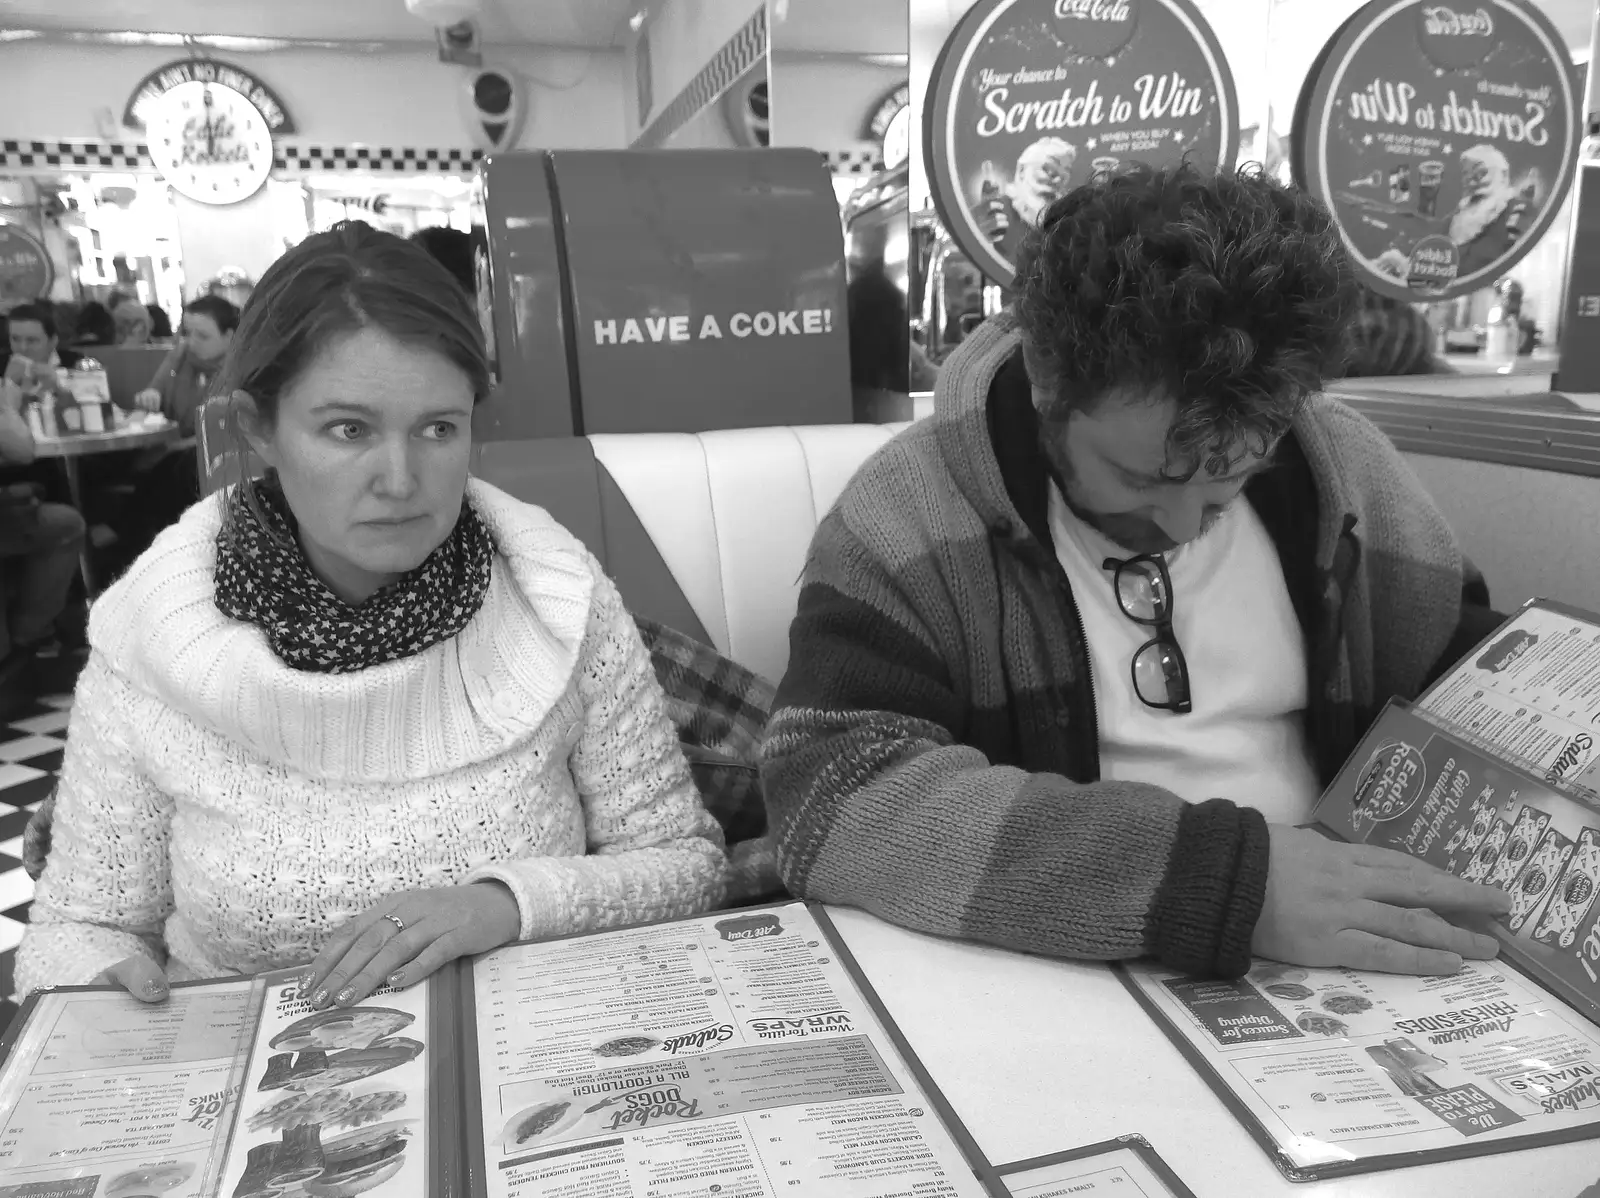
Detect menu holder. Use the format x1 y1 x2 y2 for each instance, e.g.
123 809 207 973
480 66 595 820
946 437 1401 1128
991 1136 1195 1196
1118 598 1600 1181
8 901 1187 1198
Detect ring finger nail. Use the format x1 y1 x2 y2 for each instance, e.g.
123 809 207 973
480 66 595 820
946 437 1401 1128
335 987 355 1005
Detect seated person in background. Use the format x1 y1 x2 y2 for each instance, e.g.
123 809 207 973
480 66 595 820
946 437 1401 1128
88 296 242 570
133 294 239 436
17 220 725 1006
409 225 475 295
3 302 82 403
1339 288 1446 378
147 303 173 340
72 300 116 349
109 291 153 346
0 375 85 667
761 165 1510 982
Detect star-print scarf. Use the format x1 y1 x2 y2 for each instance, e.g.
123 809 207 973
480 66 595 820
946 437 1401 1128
213 474 495 674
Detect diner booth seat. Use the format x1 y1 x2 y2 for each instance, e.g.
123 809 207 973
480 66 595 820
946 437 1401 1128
197 399 905 683
472 425 905 684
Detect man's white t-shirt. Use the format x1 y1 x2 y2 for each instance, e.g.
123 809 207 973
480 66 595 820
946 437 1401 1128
1047 486 1322 824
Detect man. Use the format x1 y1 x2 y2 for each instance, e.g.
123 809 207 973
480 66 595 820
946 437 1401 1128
0 373 85 671
975 138 1078 268
1447 145 1532 278
762 165 1510 980
3 302 81 404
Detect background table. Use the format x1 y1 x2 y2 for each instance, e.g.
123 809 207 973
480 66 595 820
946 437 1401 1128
32 423 181 594
826 907 1600 1198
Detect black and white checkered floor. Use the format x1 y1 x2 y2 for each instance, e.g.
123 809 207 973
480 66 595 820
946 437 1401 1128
0 690 71 1034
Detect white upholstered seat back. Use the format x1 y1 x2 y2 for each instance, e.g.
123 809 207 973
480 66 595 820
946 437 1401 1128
589 424 904 684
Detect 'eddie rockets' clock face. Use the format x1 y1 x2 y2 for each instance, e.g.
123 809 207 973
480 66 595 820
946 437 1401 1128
148 80 273 205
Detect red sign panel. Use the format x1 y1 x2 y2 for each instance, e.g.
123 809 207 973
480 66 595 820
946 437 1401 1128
924 0 1239 286
0 222 53 306
1293 0 1578 302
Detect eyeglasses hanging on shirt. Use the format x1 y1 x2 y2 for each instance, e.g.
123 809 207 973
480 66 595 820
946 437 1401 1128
1103 554 1193 714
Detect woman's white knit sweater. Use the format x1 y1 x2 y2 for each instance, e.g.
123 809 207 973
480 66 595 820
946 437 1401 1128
15 479 726 995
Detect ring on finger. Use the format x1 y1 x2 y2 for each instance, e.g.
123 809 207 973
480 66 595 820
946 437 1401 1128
384 913 407 934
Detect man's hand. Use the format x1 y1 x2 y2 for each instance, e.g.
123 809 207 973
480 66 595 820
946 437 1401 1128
1253 826 1512 975
4 356 32 387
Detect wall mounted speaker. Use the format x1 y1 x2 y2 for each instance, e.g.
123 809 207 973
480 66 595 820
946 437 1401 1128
460 62 527 153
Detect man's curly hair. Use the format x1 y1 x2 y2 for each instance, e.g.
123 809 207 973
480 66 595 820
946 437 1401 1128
1013 163 1359 476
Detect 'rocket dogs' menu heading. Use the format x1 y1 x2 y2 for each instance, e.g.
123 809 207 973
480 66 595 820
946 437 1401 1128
923 0 1237 286
1316 701 1600 1025
1292 0 1577 302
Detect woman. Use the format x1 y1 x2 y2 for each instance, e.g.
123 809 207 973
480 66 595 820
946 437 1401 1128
16 221 726 1007
110 292 153 345
133 294 239 435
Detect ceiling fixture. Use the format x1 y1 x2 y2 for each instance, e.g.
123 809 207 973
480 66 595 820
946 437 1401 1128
404 0 484 22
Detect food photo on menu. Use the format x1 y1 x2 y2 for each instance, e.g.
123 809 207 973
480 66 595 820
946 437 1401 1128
1121 599 1600 1180
214 982 432 1198
10 904 1153 1198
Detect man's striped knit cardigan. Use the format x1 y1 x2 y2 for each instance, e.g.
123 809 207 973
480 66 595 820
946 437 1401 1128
761 313 1491 979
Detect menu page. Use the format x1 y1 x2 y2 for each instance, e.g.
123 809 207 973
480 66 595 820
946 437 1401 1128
1121 958 1600 1177
1417 601 1600 799
469 902 988 1198
994 1139 1193 1197
211 971 433 1198
0 981 255 1198
1313 701 1600 1022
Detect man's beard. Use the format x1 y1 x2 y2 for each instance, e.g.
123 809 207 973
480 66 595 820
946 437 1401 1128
1010 184 1054 227
1041 430 1224 557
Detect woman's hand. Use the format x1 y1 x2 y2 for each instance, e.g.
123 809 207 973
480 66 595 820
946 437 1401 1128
301 882 521 1008
91 954 170 1003
133 388 163 413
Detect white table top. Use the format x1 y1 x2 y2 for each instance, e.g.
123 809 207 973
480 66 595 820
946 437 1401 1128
825 906 1600 1197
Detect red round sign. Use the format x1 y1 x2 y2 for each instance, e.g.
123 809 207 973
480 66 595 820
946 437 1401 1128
1293 0 1578 302
0 222 53 306
923 0 1239 286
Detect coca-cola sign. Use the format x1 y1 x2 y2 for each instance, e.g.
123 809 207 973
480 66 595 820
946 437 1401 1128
1052 0 1138 58
1419 4 1496 70
1294 0 1576 303
924 0 1235 286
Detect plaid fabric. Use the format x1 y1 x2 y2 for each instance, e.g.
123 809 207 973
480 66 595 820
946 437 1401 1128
24 619 783 899
23 788 52 881
635 617 782 904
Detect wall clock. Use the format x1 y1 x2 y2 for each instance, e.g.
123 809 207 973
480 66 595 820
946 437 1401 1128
147 80 274 205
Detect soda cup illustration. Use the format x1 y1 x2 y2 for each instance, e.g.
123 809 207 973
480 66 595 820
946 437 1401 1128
1389 164 1411 206
1417 160 1444 217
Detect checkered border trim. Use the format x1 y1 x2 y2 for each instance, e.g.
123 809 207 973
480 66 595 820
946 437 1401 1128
273 145 484 175
634 4 767 150
823 147 886 177
0 139 483 177
0 140 152 170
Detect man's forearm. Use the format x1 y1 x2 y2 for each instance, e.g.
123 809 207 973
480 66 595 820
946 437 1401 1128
0 408 37 464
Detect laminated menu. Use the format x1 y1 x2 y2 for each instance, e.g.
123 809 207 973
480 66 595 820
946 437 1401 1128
0 903 1000 1198
992 1136 1194 1196
1120 598 1600 1180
